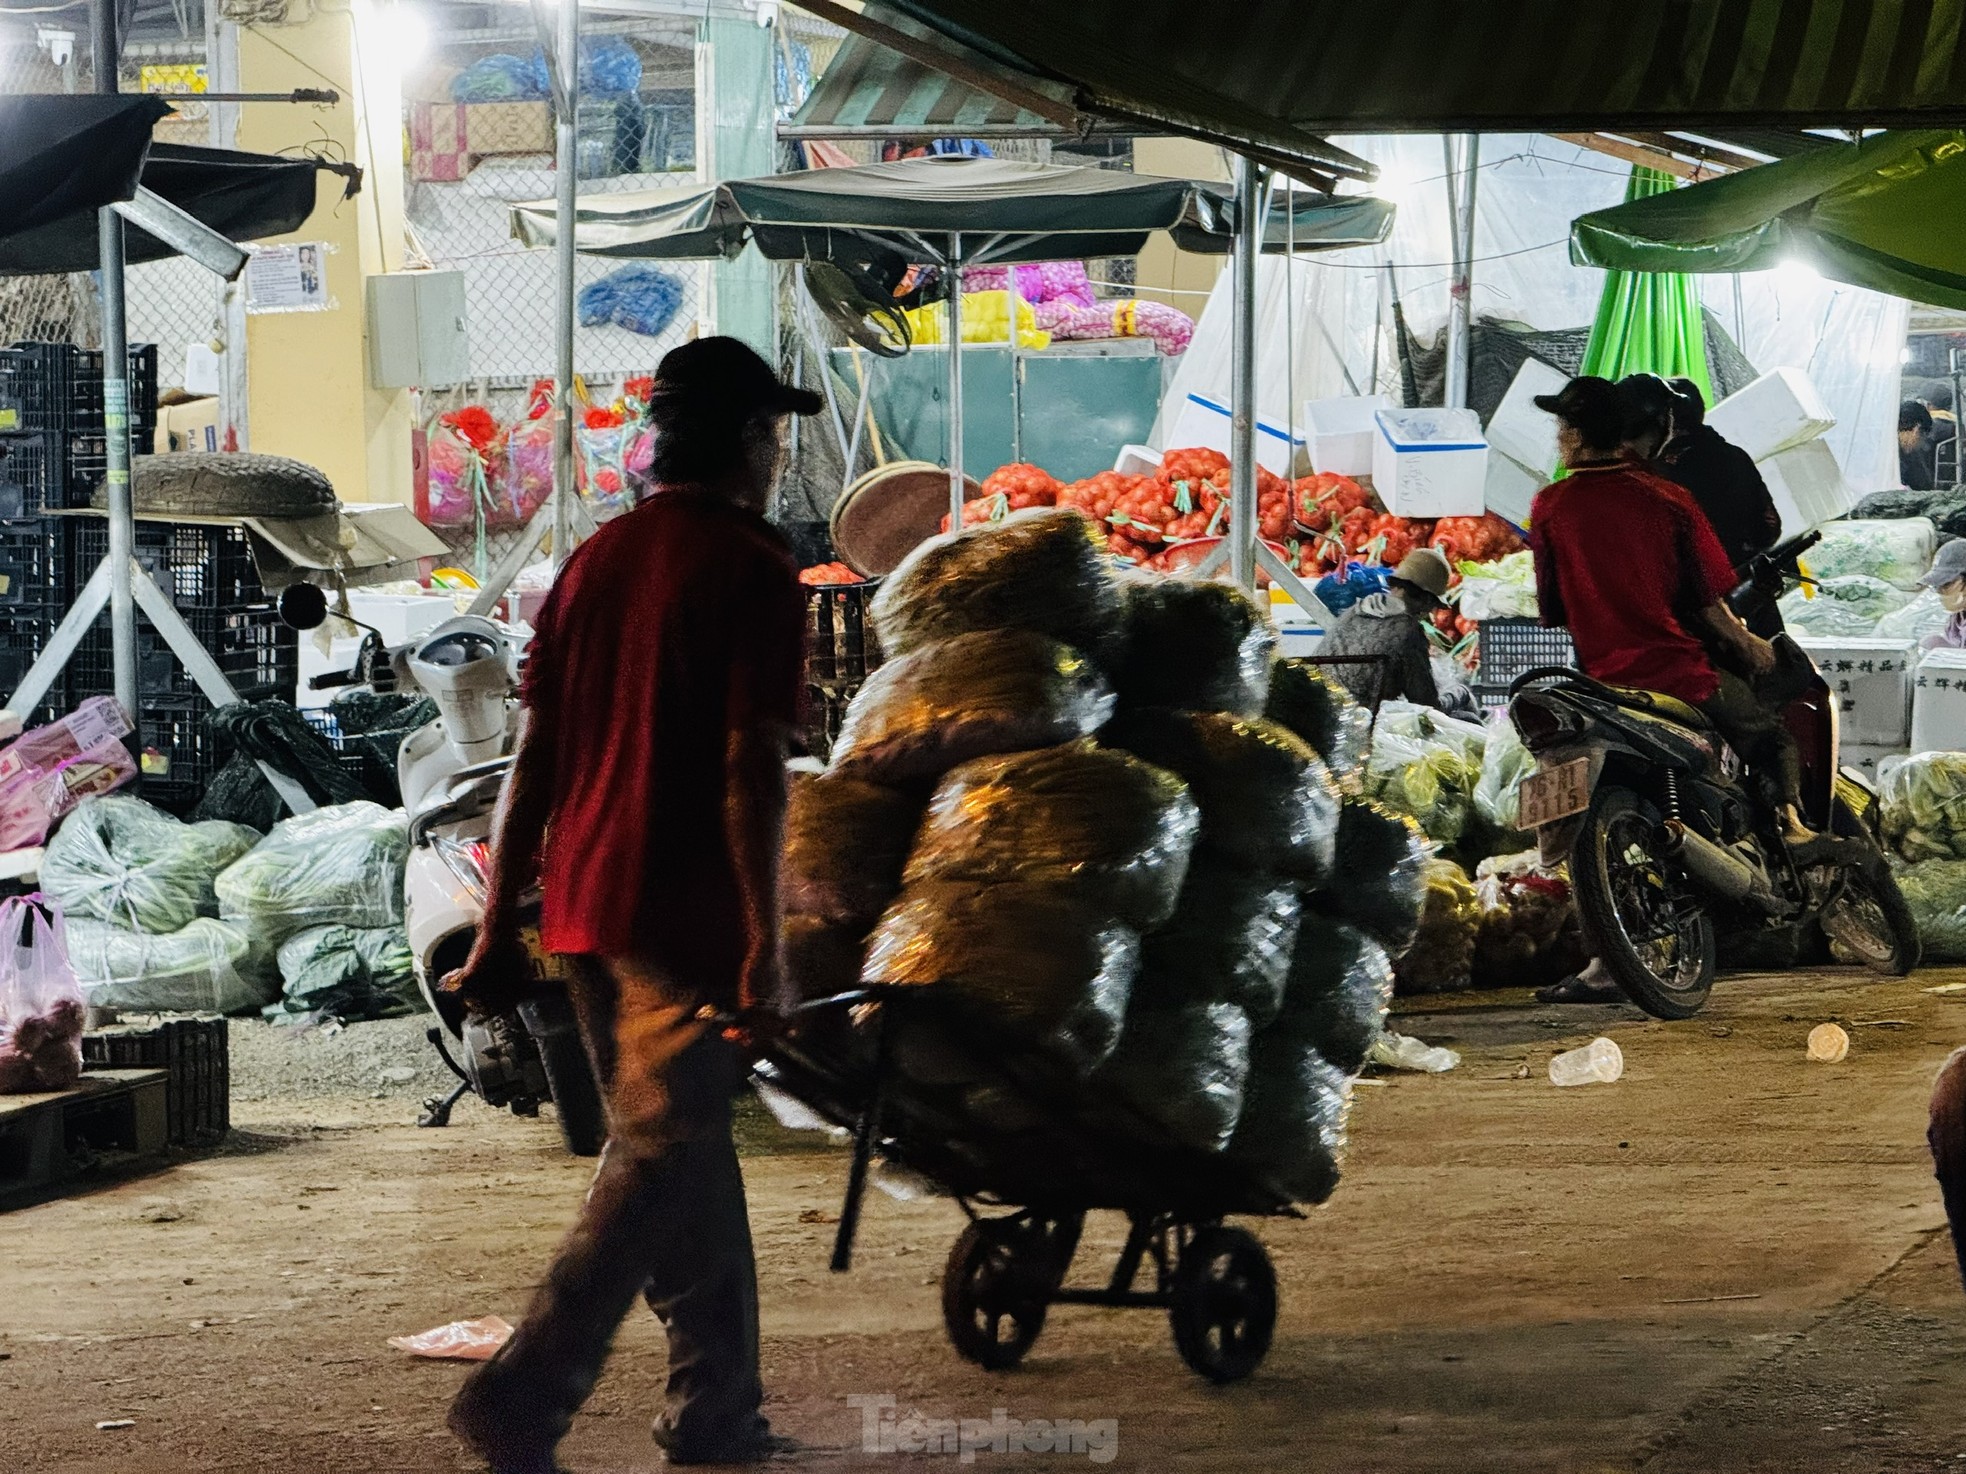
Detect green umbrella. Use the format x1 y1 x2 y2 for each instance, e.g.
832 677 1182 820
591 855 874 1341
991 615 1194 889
1577 166 1714 408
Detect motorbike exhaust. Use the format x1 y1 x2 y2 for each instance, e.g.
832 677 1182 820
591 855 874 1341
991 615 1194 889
1658 820 1783 913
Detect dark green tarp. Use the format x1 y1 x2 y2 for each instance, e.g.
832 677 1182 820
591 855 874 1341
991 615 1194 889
1571 131 1966 309
0 95 171 240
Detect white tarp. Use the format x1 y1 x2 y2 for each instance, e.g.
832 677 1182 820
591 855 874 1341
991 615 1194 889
1154 134 1907 495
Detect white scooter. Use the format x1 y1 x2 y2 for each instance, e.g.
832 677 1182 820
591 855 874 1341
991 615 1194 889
278 584 606 1155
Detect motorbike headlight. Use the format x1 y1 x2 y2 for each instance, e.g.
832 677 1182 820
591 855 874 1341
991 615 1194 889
434 834 493 904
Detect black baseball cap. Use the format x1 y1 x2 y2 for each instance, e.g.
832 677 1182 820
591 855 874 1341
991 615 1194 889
1533 375 1625 450
653 336 823 418
1617 373 1697 440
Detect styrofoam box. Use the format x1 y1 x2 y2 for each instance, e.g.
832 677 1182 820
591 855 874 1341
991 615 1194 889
1268 592 1327 658
1165 393 1305 476
1372 407 1488 518
1483 447 1542 530
1840 742 1905 785
1762 439 1857 536
1912 646 1966 753
1797 636 1915 747
1708 367 1837 462
1113 443 1162 477
1303 394 1391 477
1485 357 1567 476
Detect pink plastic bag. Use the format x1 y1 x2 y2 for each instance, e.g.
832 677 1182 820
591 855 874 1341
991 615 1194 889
0 698 138 852
0 896 85 1093
388 1315 514 1361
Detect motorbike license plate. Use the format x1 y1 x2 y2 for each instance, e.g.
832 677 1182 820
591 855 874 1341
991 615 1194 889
1517 756 1593 829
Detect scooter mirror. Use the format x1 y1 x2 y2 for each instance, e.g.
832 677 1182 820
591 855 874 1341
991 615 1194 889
278 582 330 632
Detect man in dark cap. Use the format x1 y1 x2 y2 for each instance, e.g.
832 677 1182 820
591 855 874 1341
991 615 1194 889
1902 398 1938 490
445 337 823 1472
1654 377 1786 636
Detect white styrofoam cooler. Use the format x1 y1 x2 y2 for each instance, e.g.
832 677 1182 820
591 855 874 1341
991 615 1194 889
1762 439 1857 536
1303 394 1391 477
1165 393 1305 476
1913 646 1966 753
1483 448 1542 530
1268 591 1326 659
1485 358 1567 476
1372 407 1488 518
296 593 459 710
1798 636 1915 747
1839 742 1905 785
1708 367 1837 462
1113 443 1162 476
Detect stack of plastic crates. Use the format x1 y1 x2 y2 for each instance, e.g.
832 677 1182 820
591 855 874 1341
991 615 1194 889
801 583 882 761
1473 618 1576 711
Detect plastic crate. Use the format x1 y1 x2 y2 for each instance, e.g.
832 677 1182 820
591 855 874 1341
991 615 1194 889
302 708 396 795
803 584 882 685
133 696 221 816
1474 617 1575 696
0 342 159 443
70 605 297 704
0 606 69 725
74 518 266 611
0 433 72 517
0 515 70 606
82 1016 229 1145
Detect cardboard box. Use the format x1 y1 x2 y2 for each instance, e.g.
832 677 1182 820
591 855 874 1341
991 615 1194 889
462 101 551 155
1372 407 1488 518
1912 646 1966 753
409 101 472 182
1797 636 1916 747
153 396 220 455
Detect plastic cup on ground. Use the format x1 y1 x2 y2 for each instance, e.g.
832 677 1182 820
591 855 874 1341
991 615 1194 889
1807 1023 1850 1063
1548 1037 1624 1087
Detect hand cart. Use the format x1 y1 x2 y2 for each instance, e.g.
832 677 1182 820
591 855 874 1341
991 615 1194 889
754 990 1303 1384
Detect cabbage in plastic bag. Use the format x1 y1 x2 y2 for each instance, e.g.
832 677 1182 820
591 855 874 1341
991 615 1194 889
1472 713 1537 838
1874 587 1956 645
1308 799 1429 953
216 801 409 944
905 741 1200 930
829 630 1116 787
861 880 1138 1074
1779 574 1913 637
1278 915 1395 1074
870 507 1123 663
1089 1002 1251 1153
1108 578 1276 716
1391 858 1480 994
266 924 419 1023
1228 1032 1351 1203
1100 710 1338 883
782 770 924 927
1802 518 1937 591
1134 859 1301 1025
1894 859 1966 962
1363 711 1481 846
42 796 259 935
1263 659 1372 780
1879 751 1966 862
67 915 272 1014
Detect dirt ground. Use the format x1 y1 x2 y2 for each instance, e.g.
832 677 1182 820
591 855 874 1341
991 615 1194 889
4 965 1966 1473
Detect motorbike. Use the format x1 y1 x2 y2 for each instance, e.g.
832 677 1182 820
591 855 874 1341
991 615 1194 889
278 584 606 1154
1506 529 1920 1020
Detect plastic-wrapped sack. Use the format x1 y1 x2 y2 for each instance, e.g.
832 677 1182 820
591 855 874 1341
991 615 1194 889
1363 708 1483 846
861 881 1138 1074
1108 578 1276 717
41 796 257 934
1134 860 1301 1025
1455 550 1540 621
1852 488 1966 536
1471 852 1588 989
1391 858 1480 995
781 913 867 1004
216 801 409 945
267 924 419 1023
66 915 269 1015
0 898 84 1093
904 742 1199 930
1228 1032 1351 1203
870 508 1123 663
575 423 634 515
1089 1003 1251 1153
1309 799 1428 953
1264 659 1372 780
1874 587 1956 645
1880 752 1966 863
782 770 924 927
1100 710 1338 884
829 631 1115 787
1779 574 1912 637
1472 713 1536 838
1278 915 1395 1074
1803 518 1938 591
1895 859 1966 962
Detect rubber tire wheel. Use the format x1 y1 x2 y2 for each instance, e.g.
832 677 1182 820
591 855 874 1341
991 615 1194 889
941 1220 1051 1371
1169 1225 1277 1384
536 1025 607 1158
111 452 338 518
1822 844 1922 977
1570 785 1716 1020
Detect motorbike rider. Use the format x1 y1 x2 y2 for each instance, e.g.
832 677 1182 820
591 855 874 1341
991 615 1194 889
443 337 820 1472
1653 377 1788 635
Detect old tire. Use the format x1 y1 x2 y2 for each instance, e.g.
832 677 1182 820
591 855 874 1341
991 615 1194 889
1570 785 1715 1020
1169 1225 1277 1384
107 452 338 518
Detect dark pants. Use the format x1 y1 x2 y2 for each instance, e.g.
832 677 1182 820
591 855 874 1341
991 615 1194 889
453 956 765 1462
1698 668 1802 811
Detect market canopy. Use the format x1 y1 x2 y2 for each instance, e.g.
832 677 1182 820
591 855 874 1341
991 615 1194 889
1570 131 1966 310
0 95 173 242
805 0 1966 161
510 155 1392 263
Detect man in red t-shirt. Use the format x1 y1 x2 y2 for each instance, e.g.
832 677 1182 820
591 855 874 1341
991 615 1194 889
1528 376 1807 836
445 337 820 1472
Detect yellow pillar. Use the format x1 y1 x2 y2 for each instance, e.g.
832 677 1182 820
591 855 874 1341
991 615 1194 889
235 0 412 504
1133 138 1228 314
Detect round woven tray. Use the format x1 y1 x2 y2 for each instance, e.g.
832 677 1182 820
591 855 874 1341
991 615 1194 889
830 461 982 576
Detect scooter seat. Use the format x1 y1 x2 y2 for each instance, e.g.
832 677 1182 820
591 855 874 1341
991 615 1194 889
1601 684 1713 731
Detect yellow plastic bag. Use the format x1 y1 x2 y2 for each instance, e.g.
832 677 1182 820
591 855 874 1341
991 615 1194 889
902 289 1051 349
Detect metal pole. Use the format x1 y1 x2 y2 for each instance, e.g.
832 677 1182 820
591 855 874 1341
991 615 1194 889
1443 133 1479 410
93 0 138 735
551 0 580 568
945 233 964 522
1006 258 1022 465
1229 156 1260 591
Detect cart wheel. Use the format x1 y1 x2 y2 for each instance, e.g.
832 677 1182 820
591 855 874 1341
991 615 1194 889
1168 1225 1277 1384
941 1219 1052 1370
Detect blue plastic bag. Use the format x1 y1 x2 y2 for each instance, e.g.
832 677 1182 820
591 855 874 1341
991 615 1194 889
1314 561 1391 615
449 54 545 102
577 266 686 339
528 37 643 99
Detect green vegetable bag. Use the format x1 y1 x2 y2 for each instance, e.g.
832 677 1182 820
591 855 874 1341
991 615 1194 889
216 801 410 945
